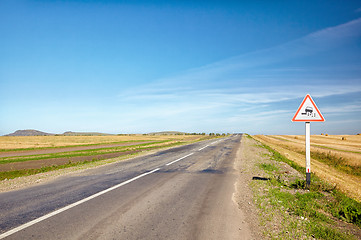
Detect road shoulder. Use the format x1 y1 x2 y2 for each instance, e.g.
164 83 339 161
233 135 263 239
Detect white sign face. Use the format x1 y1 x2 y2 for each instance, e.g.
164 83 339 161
292 94 325 122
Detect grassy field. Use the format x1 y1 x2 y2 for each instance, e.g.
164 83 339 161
0 134 220 181
0 134 203 151
253 134 361 202
265 135 361 166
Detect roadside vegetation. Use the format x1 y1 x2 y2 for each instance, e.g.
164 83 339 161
255 135 361 176
244 134 361 239
253 134 361 203
310 151 361 177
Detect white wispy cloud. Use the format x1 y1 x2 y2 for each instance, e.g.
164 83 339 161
145 17 361 85
322 104 361 114
114 18 361 133
114 83 361 133
119 84 361 105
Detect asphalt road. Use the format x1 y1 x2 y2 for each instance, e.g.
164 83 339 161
0 134 251 239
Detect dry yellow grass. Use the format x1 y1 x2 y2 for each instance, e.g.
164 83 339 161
253 135 361 202
280 135 361 152
0 135 205 150
263 135 361 167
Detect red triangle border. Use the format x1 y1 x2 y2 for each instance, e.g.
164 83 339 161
292 94 325 122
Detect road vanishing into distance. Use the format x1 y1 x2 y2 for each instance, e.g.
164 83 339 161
0 135 251 239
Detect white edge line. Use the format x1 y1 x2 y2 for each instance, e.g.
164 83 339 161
0 168 160 239
166 153 194 166
198 145 209 151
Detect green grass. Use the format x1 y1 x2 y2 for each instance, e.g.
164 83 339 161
252 135 361 177
0 135 224 165
0 141 184 180
258 163 279 172
275 145 361 177
0 152 140 180
249 135 361 239
260 143 305 173
0 140 158 152
329 192 361 228
310 224 352 240
0 136 222 180
254 176 357 239
0 141 170 164
310 151 361 177
312 144 361 154
0 161 92 180
263 143 361 225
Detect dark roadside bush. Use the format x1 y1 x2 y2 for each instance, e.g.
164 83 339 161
329 193 361 228
290 179 306 189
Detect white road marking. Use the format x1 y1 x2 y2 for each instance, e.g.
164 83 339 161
198 145 209 151
166 153 194 166
0 141 222 238
0 168 160 239
210 140 220 145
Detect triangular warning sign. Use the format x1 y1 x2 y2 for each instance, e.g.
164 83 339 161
292 94 325 122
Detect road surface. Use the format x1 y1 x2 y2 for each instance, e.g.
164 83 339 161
0 135 253 239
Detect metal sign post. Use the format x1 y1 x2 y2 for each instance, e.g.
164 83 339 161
305 122 311 187
292 94 325 188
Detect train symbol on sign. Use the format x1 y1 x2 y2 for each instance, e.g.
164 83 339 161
301 106 315 117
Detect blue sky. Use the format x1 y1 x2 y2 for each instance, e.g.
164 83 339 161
1 0 361 135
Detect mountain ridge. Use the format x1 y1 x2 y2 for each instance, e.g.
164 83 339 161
4 129 55 136
4 130 112 136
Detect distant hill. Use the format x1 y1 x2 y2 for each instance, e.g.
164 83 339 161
4 130 191 137
3 130 114 136
5 129 55 136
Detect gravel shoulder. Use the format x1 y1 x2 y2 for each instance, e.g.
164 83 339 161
233 135 263 239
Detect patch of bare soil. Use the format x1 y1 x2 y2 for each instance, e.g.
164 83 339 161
0 150 140 171
0 141 153 157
